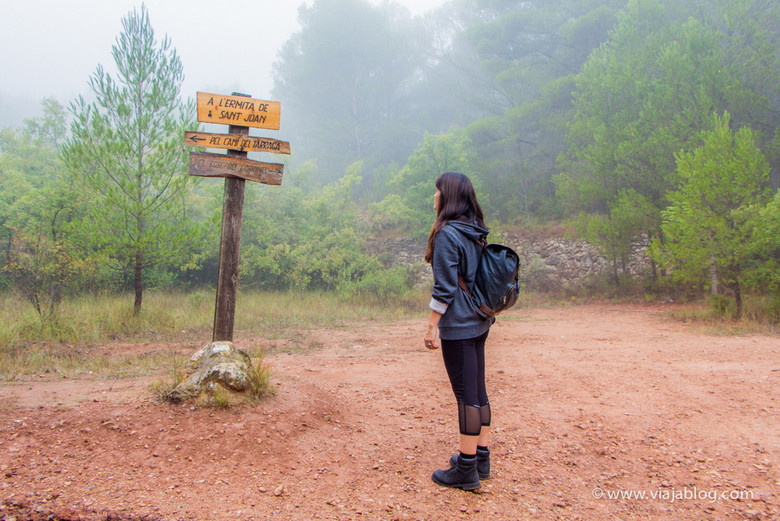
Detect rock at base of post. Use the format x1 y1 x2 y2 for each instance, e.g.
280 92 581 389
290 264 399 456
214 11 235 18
166 341 255 403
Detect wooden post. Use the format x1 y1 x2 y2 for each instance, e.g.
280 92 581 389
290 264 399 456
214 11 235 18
186 91 287 342
212 94 250 342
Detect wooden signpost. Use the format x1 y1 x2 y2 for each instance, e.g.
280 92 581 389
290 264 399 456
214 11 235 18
185 132 291 154
186 92 290 342
189 152 284 185
196 92 281 129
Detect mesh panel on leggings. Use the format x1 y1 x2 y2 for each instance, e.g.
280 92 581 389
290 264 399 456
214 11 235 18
458 401 483 436
480 403 491 427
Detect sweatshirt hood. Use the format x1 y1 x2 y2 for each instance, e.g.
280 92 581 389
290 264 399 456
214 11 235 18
447 220 490 242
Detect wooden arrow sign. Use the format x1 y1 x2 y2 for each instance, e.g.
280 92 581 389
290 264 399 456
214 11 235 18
189 151 283 185
187 91 286 343
185 131 290 154
197 92 281 129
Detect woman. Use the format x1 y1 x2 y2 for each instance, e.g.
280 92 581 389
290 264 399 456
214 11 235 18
424 172 493 491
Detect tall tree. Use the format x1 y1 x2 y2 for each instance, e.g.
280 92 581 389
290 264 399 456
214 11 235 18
557 0 779 215
449 0 627 219
554 0 780 285
718 0 780 188
462 0 626 108
63 5 198 315
272 0 421 183
579 189 658 286
653 113 772 318
373 129 477 235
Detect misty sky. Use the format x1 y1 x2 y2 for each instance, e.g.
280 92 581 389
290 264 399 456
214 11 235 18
0 0 447 127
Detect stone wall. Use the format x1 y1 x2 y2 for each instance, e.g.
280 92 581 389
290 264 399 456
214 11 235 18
505 232 652 292
372 234 653 291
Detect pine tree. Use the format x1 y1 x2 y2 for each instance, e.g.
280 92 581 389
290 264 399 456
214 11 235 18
654 112 772 318
63 4 198 314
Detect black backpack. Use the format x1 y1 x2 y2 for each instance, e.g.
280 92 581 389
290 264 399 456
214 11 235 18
458 239 521 319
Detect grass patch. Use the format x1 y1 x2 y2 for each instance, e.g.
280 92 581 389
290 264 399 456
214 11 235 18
235 288 426 331
666 297 777 335
0 290 213 348
0 288 425 346
151 345 275 408
149 353 188 400
248 349 274 400
0 343 182 380
1 288 426 378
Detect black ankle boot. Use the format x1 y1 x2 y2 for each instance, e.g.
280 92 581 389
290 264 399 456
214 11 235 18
432 453 480 490
449 447 490 479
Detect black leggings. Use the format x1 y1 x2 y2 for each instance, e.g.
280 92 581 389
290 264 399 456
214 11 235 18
441 331 491 436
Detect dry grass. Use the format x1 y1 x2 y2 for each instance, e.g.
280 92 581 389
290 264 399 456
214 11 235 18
0 288 426 378
665 297 777 335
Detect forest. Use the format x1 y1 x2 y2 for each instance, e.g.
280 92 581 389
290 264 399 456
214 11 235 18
1 0 778 330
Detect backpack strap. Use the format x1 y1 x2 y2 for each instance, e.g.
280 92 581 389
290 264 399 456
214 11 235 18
458 274 469 293
457 235 487 294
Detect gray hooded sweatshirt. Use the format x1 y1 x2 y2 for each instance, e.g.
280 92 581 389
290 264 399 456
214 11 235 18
429 220 493 340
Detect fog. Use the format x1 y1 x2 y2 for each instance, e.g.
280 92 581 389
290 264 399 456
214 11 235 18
0 0 447 128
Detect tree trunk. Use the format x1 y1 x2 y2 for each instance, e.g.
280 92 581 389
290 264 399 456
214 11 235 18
134 250 143 316
733 278 742 320
49 282 60 319
710 255 719 295
135 86 144 317
49 208 62 319
612 259 620 287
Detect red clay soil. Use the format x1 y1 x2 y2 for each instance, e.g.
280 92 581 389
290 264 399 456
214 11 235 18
0 303 778 520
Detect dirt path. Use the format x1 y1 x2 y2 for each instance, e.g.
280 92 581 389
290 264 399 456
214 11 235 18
1 303 778 520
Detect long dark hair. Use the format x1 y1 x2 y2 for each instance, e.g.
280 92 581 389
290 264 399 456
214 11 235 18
424 172 486 264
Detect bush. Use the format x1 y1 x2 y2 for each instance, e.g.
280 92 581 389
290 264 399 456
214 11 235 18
708 294 736 319
2 230 99 322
